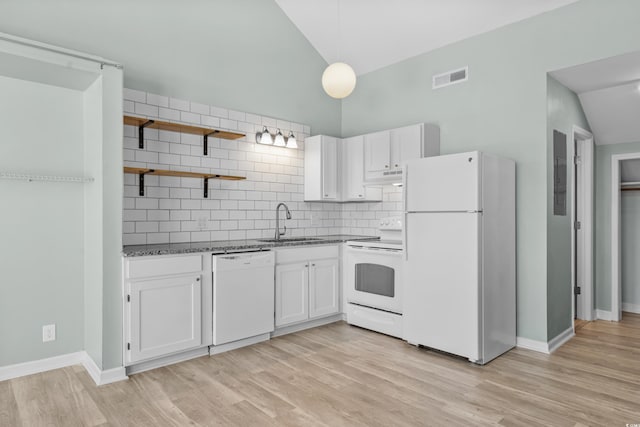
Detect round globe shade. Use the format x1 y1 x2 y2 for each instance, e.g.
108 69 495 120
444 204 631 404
322 62 356 99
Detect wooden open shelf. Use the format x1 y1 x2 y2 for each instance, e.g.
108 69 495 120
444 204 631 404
124 167 245 198
124 115 245 153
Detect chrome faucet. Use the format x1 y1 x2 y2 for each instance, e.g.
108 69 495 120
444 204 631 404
275 202 292 240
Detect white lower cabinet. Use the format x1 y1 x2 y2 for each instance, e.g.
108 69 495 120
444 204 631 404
127 275 202 364
275 246 340 328
123 254 208 366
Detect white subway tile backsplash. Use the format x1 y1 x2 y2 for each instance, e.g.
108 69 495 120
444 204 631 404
211 106 228 118
135 102 159 117
123 89 400 244
124 88 146 103
181 111 201 124
124 100 135 113
190 102 210 115
201 115 220 128
147 93 169 107
169 97 190 111
159 107 181 122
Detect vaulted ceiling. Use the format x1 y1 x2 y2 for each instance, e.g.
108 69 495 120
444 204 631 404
275 0 579 75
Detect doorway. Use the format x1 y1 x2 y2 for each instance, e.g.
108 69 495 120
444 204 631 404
611 152 640 321
571 126 594 321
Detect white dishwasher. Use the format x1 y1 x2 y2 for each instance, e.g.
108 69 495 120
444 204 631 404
212 250 275 346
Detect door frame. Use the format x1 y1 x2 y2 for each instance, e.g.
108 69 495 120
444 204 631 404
571 126 594 321
610 151 640 321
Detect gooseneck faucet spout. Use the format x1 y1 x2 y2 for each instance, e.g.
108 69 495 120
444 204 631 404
275 203 292 240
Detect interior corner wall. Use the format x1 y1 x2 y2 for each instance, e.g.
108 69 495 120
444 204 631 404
84 76 105 368
545 75 590 340
100 66 124 370
0 0 341 138
594 141 640 312
0 76 85 366
340 0 640 342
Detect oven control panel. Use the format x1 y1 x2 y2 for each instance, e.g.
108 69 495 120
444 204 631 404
379 216 402 231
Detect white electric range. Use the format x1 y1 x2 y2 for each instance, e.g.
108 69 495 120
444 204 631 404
345 217 404 338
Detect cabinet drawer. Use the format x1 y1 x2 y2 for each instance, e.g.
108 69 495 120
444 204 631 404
126 254 203 279
275 245 339 264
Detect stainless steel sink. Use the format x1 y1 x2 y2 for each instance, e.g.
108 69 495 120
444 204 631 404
257 237 321 243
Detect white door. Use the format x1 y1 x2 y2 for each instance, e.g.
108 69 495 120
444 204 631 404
309 258 340 319
275 262 309 326
405 151 480 212
404 212 480 361
127 275 202 364
364 130 391 177
391 124 422 169
321 136 338 200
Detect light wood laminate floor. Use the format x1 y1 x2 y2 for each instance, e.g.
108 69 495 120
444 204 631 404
1 314 640 426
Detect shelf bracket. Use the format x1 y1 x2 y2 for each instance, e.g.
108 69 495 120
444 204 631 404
203 131 219 156
138 120 155 149
204 177 209 198
138 169 152 196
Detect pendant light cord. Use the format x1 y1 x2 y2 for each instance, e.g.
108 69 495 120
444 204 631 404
337 0 341 62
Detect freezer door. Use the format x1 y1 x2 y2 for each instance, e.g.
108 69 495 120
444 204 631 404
404 212 480 361
405 151 481 212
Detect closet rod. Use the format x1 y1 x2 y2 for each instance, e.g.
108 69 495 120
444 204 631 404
0 172 94 183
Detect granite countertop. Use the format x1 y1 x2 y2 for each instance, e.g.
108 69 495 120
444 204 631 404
122 234 379 257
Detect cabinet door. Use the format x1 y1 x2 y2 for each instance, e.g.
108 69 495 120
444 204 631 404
343 136 366 200
321 136 338 200
127 274 202 364
275 263 309 327
364 130 391 178
391 124 422 169
309 258 340 319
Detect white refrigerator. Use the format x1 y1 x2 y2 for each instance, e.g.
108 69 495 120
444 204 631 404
403 151 516 364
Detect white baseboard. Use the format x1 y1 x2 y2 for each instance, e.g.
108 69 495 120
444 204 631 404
622 302 640 314
548 326 574 353
81 353 128 386
271 314 343 338
516 337 549 354
596 309 615 321
0 351 128 386
0 351 85 382
209 333 270 356
126 346 209 376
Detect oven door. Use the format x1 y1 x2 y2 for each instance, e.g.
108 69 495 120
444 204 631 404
346 245 403 314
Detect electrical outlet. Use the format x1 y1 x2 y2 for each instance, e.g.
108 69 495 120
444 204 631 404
42 324 56 342
310 214 321 227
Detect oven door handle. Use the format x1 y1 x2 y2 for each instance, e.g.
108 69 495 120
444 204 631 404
347 246 403 255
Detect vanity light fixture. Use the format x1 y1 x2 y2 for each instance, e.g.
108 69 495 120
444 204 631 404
255 126 298 149
273 129 286 147
286 131 297 149
256 126 273 145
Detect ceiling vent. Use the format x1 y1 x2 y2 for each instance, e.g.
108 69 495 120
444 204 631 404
432 66 468 89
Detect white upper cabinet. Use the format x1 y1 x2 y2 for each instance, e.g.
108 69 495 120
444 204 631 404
304 123 439 199
364 130 392 176
342 136 382 202
304 135 339 201
364 123 440 184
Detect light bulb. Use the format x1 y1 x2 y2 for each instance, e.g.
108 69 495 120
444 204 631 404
286 132 297 149
274 129 286 147
257 126 273 145
322 62 357 99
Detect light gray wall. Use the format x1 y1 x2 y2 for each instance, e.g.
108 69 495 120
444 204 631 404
545 75 590 340
622 190 640 308
341 0 640 342
0 0 340 137
0 76 85 366
594 142 640 312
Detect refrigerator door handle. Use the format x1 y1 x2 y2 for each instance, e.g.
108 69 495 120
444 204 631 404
403 165 408 261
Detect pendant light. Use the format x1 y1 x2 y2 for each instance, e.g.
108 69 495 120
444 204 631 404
322 0 356 99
